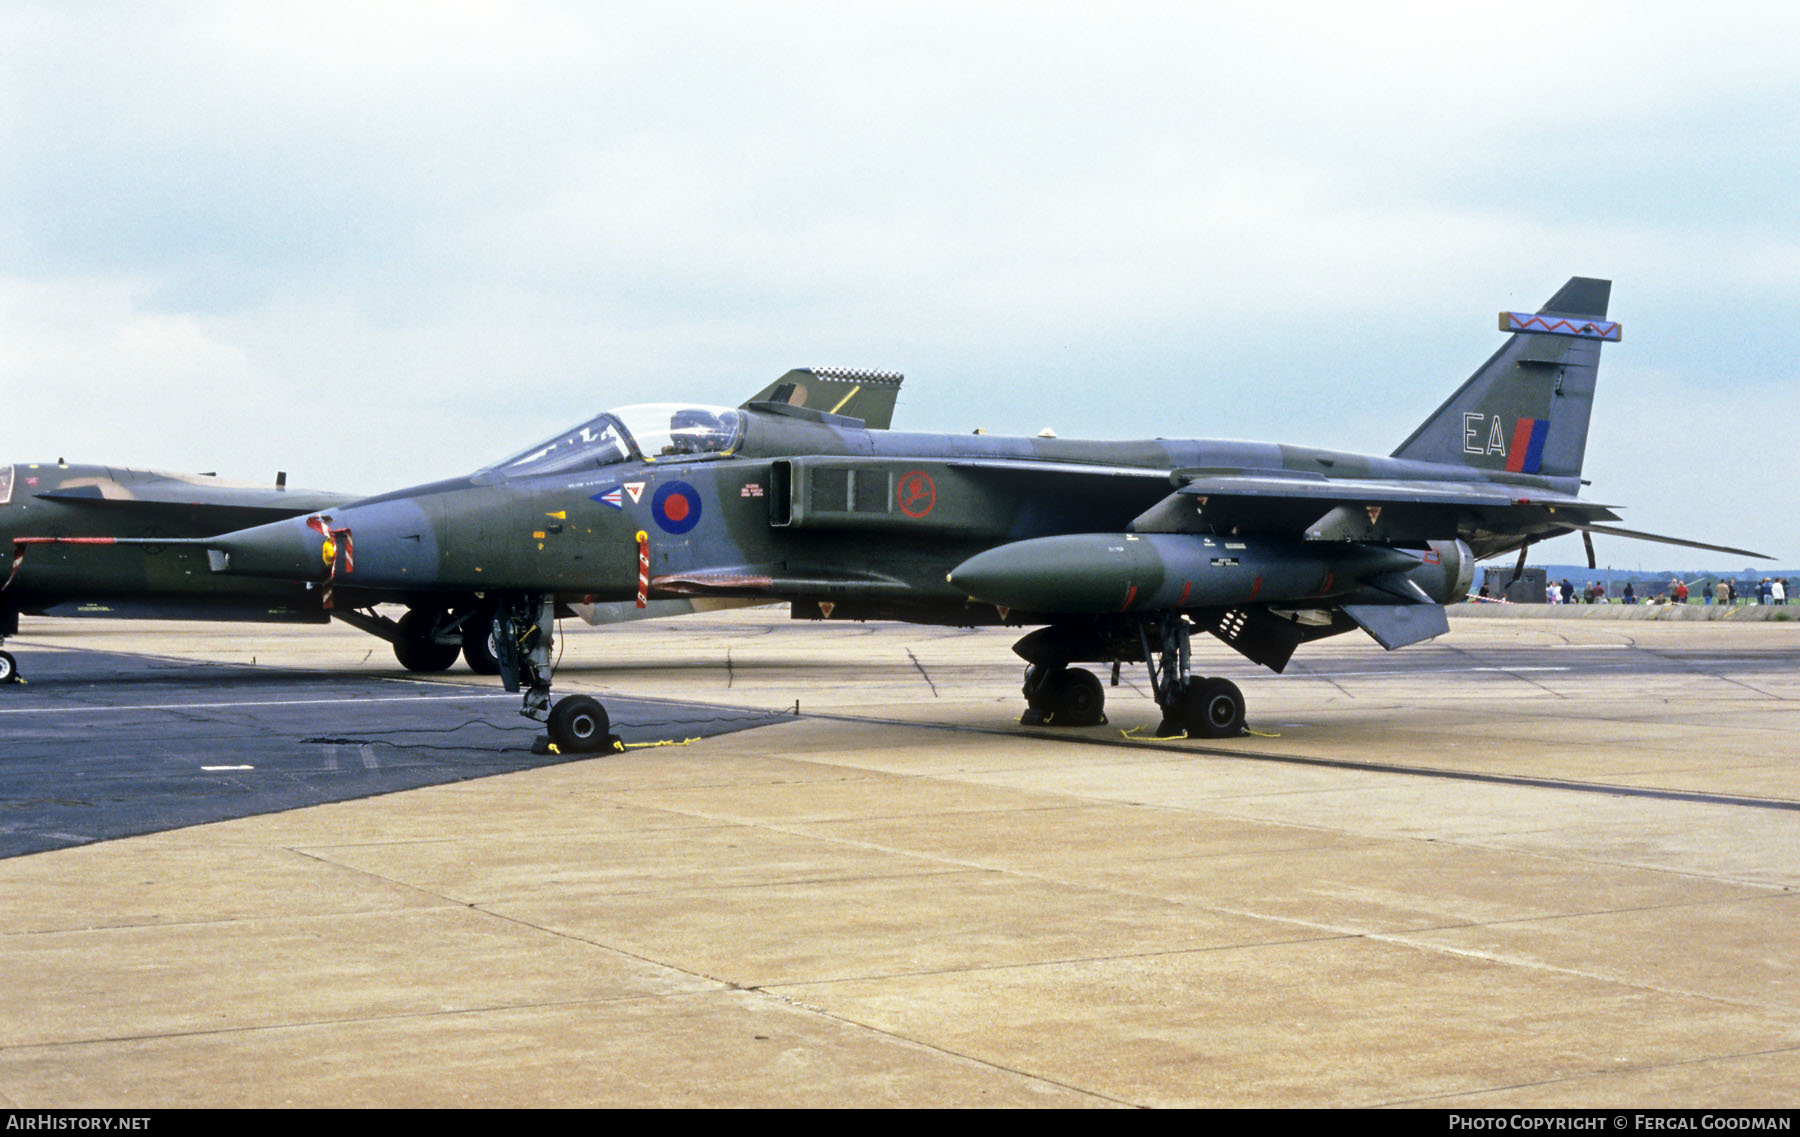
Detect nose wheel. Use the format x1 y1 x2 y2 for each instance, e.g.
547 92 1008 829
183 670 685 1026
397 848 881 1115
0 649 17 685
546 694 613 752
491 594 618 754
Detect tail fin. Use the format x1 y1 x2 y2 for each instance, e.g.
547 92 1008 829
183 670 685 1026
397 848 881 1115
1391 277 1615 480
741 367 904 430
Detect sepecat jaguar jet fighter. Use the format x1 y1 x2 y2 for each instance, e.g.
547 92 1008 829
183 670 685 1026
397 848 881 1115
13 281 1766 750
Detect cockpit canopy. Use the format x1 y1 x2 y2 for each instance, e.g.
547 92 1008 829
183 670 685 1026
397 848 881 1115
484 404 743 479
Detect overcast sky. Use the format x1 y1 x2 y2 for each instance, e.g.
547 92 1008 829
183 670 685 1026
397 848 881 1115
3 1 1795 569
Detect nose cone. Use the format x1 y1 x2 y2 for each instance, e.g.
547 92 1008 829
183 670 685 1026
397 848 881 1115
209 499 443 587
208 515 332 580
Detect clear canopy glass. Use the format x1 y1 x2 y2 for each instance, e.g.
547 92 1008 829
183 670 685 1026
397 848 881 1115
484 404 743 478
614 404 743 461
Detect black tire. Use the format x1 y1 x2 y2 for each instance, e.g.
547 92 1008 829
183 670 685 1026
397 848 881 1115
1182 677 1245 739
461 608 501 675
1021 664 1057 710
1050 668 1105 727
547 695 610 752
0 650 16 684
393 609 460 672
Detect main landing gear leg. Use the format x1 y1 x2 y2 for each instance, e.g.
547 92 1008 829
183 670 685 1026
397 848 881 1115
1142 617 1246 740
492 594 616 755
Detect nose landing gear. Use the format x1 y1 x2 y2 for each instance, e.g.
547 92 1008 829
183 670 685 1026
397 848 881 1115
491 593 618 754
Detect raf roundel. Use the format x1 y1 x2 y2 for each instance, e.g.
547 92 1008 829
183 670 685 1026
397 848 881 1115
652 481 703 535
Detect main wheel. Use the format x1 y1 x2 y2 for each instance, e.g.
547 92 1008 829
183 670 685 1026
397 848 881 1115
461 609 500 675
547 695 611 752
1050 668 1106 727
0 650 16 684
393 609 460 672
1021 664 1057 710
1181 677 1245 739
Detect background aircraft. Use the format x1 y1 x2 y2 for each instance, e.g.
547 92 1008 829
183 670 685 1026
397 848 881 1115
0 463 353 684
13 281 1765 749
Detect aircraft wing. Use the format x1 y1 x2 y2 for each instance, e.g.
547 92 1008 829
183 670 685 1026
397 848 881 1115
767 452 1614 561
1125 472 1768 561
765 451 1766 566
924 458 1609 518
1166 471 1592 508
1123 470 1618 555
1565 521 1769 561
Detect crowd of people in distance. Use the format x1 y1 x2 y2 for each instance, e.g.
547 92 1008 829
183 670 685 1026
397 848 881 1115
1520 576 1791 605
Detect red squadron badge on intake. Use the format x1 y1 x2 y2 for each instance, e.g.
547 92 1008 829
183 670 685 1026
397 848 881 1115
896 470 936 518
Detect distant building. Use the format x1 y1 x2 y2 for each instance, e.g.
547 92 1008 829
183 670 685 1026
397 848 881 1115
1480 565 1548 603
